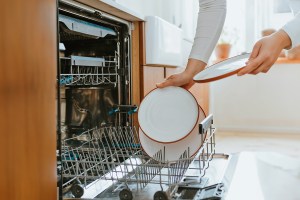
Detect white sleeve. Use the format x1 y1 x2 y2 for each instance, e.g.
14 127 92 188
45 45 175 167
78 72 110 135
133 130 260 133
189 0 227 63
282 0 300 48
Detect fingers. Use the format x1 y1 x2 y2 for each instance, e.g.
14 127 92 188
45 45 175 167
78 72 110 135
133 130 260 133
237 55 264 76
240 57 275 75
157 72 194 89
156 79 175 88
156 74 177 88
249 64 270 75
238 42 262 76
249 58 275 75
157 78 194 90
239 51 277 75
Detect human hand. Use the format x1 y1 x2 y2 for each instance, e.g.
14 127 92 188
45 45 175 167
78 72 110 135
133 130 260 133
238 30 291 76
156 71 195 89
156 59 206 89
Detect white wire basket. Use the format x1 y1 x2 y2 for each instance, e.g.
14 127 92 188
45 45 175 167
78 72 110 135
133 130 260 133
61 115 216 199
60 53 119 86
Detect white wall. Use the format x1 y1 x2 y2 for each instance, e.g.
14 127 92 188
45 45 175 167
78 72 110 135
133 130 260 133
115 0 199 41
115 0 199 67
115 0 162 19
210 63 300 134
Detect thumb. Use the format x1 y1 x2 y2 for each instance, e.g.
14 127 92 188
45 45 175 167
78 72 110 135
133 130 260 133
250 42 261 60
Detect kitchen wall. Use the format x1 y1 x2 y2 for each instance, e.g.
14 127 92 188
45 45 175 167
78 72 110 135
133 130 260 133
210 63 300 134
209 1 300 134
115 1 300 134
115 0 199 67
115 0 199 40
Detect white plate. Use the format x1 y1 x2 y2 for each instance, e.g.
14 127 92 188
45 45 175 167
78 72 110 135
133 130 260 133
139 106 206 162
193 53 250 83
138 86 199 143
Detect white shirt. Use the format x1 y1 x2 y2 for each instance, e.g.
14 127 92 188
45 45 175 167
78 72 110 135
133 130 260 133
190 0 300 63
282 0 300 49
189 0 226 63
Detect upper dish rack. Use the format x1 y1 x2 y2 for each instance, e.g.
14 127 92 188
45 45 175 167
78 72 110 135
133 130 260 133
60 53 119 86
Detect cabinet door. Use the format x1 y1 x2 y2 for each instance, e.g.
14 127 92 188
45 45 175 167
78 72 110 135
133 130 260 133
189 82 210 115
0 0 57 199
143 66 165 96
165 68 210 115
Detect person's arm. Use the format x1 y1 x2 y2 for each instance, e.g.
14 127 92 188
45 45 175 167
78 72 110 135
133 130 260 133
284 0 300 48
157 0 227 88
238 3 300 76
282 12 300 48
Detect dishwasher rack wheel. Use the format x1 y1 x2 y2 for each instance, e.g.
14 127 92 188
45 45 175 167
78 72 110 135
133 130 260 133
153 191 168 200
119 188 133 200
70 184 84 198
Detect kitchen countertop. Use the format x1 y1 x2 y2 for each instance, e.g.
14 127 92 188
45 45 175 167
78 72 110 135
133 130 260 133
75 0 145 21
275 57 300 64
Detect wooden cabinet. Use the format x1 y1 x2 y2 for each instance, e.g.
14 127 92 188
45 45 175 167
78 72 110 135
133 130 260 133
143 66 165 96
189 82 210 115
0 0 57 199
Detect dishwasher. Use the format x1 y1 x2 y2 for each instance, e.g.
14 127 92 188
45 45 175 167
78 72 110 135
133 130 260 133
56 1 230 199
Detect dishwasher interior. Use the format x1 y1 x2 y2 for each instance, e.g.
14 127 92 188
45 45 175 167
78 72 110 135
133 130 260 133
57 0 136 198
57 1 230 200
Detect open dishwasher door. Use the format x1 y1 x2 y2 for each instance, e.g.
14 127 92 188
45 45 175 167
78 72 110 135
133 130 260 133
222 152 300 200
61 114 231 200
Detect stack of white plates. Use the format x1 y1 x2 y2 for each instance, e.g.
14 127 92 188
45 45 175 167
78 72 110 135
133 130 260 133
138 86 206 162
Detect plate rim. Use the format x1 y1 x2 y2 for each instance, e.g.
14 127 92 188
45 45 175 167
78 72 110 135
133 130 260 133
193 53 250 83
138 86 200 144
138 105 207 162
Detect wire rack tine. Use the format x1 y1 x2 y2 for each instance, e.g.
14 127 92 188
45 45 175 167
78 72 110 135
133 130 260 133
61 122 217 198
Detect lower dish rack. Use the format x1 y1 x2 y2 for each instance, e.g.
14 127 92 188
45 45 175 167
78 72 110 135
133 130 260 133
60 115 218 200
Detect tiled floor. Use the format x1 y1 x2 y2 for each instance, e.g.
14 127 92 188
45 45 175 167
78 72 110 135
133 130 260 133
215 132 300 158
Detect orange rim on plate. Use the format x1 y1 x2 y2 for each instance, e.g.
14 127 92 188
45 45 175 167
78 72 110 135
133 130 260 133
138 105 207 162
138 87 200 144
193 53 250 83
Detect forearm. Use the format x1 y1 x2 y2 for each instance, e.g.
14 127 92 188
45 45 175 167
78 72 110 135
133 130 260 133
189 0 227 64
156 0 227 88
185 59 207 77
